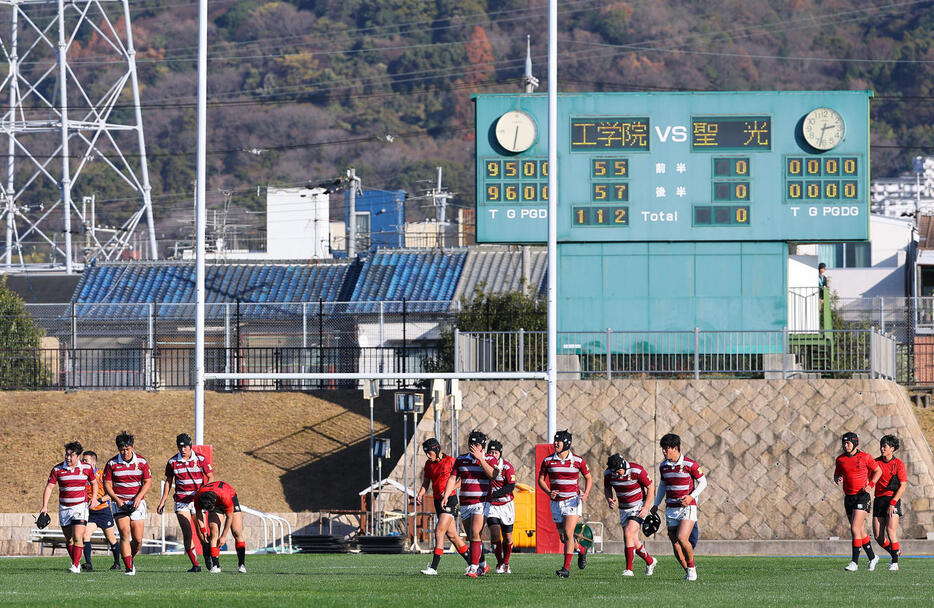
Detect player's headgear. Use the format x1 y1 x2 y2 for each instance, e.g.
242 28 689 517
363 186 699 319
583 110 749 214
607 453 628 472
468 430 487 448
176 433 192 447
880 434 899 450
197 491 218 511
422 438 442 453
115 431 134 448
487 439 503 453
554 430 572 449
841 431 859 447
642 512 662 536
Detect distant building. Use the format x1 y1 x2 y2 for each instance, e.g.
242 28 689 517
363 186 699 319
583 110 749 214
871 156 934 218
342 189 405 253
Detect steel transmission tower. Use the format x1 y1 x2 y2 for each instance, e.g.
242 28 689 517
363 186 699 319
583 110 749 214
0 0 157 272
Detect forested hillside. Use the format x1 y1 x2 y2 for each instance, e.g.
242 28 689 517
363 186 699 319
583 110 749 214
28 0 934 238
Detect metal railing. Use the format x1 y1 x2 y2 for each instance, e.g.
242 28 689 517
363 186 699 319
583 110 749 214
457 328 897 380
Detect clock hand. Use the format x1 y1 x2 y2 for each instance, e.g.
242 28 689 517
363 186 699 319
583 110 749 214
513 125 519 149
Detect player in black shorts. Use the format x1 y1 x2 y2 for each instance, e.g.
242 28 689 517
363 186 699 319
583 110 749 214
81 451 121 571
873 435 908 570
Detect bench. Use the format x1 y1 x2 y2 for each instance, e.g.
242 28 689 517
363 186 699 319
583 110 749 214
30 528 181 556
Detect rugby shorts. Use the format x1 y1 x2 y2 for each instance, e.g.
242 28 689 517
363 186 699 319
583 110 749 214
114 499 148 522
872 495 902 518
88 504 115 529
433 495 458 516
550 495 582 523
665 504 698 527
487 501 516 526
844 491 871 516
459 501 489 521
618 505 645 526
174 500 196 515
59 503 89 527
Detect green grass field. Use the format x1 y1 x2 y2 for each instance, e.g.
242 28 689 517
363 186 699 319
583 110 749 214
0 553 929 607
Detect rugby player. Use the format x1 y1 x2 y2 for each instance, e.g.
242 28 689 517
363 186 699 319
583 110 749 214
650 433 706 581
481 439 517 574
415 437 471 575
103 431 152 576
194 480 247 573
441 430 493 578
39 441 96 573
538 430 592 578
873 434 907 571
156 433 214 572
80 451 121 571
833 431 882 571
604 453 656 576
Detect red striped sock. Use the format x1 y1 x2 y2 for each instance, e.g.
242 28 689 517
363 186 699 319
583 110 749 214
636 543 652 563
188 546 199 567
625 547 635 570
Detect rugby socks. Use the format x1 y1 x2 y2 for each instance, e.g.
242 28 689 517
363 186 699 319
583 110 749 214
469 540 482 566
890 542 900 563
69 544 81 567
457 544 470 564
503 542 513 565
122 554 133 571
625 546 635 571
636 543 652 563
188 545 200 567
687 559 695 568
493 540 503 566
563 553 573 570
862 537 875 560
210 546 221 569
82 543 92 566
430 548 443 570
236 541 246 567
110 542 121 567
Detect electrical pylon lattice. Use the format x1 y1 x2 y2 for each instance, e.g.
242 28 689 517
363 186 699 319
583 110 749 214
0 0 157 272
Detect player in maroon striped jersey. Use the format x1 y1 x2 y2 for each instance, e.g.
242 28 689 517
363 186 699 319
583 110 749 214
39 441 97 573
156 433 214 572
441 430 493 578
479 439 517 574
415 437 471 575
873 434 907 571
650 433 706 581
834 431 882 571
538 430 592 578
604 453 656 577
103 431 152 576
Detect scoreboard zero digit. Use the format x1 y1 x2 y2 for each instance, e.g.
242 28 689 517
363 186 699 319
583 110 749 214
475 91 870 243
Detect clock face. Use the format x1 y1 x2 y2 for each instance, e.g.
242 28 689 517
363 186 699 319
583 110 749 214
494 110 537 153
803 107 846 151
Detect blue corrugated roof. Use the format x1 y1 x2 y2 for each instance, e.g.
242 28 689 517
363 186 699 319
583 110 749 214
347 249 467 313
72 261 354 318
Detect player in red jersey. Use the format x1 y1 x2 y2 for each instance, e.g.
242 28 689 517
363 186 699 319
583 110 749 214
194 480 246 573
872 434 907 571
538 430 592 578
604 453 656 577
441 430 493 578
157 433 214 572
833 431 882 571
415 437 471 575
80 450 121 571
481 439 517 574
651 433 706 581
39 441 97 573
103 431 152 575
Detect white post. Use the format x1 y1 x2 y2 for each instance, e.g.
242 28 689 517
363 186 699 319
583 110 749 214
57 0 73 274
194 0 208 444
369 395 375 535
546 0 558 441
402 413 408 534
4 8 17 269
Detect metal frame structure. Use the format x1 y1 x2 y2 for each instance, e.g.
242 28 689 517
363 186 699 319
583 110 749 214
0 0 157 272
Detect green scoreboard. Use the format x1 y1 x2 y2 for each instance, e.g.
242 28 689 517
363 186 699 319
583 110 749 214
475 91 870 243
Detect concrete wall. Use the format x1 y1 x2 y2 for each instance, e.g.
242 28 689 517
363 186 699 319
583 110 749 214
392 379 934 543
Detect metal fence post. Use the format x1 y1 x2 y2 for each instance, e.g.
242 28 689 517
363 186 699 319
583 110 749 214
379 301 385 374
146 303 154 390
518 328 525 373
301 302 307 390
69 302 77 389
224 303 231 391
454 328 460 373
870 327 877 379
693 327 700 380
606 327 612 380
782 327 788 379
880 297 885 334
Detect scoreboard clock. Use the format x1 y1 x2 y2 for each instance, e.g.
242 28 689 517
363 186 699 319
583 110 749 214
474 91 870 243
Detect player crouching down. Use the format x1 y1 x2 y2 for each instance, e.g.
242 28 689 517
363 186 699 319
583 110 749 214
604 453 656 577
194 481 247 573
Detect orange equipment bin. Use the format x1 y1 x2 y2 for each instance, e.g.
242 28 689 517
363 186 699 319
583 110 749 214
511 483 537 549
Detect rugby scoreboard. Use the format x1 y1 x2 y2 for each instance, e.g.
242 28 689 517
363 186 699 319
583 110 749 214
475 91 870 243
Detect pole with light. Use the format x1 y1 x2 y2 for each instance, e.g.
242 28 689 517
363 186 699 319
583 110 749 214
395 391 424 549
362 379 379 533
